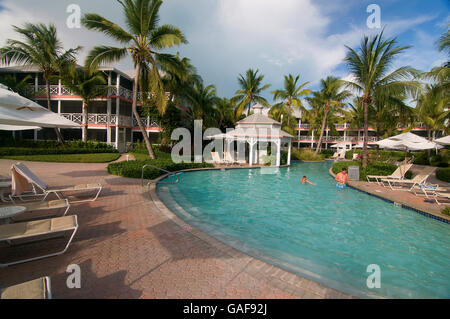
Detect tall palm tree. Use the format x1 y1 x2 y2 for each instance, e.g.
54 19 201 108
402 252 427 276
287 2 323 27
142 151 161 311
343 32 420 167
0 23 81 143
82 0 187 159
416 84 450 139
214 97 236 129
307 76 351 155
233 69 271 117
61 65 109 142
270 74 311 126
186 82 218 128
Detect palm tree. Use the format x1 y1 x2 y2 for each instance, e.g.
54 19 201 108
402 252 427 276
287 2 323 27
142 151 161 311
307 76 351 155
270 74 311 126
343 31 420 167
0 23 81 143
186 82 218 128
82 0 187 159
214 97 237 130
61 65 109 142
416 84 450 139
0 74 35 98
233 69 271 117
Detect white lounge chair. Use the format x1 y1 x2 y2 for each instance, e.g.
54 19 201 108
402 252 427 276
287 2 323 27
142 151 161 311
367 164 413 185
331 152 339 160
411 185 450 205
224 152 239 165
0 199 70 222
0 215 78 267
381 166 437 191
211 152 226 165
1 277 51 299
10 163 102 203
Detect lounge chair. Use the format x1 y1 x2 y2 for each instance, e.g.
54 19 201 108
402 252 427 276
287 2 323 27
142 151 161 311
338 152 346 160
0 199 70 222
211 152 226 165
0 215 78 267
224 152 239 165
381 166 437 191
1 277 51 299
367 164 413 185
411 185 450 205
10 163 102 203
331 152 339 160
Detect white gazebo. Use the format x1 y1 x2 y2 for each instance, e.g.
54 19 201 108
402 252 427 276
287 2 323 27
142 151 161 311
209 105 294 167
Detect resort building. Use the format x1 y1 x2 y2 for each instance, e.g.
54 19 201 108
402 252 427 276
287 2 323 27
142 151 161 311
258 106 435 151
0 66 162 152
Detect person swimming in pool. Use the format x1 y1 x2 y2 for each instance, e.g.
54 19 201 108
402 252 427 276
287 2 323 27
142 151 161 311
335 168 349 188
301 176 316 186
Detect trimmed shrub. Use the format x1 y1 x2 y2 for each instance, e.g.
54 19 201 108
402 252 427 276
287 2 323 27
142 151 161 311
292 149 325 162
436 168 450 183
0 139 118 156
108 159 214 180
442 206 450 216
320 149 334 158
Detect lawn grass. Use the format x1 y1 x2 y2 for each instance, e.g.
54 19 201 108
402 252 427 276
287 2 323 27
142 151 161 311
0 153 121 163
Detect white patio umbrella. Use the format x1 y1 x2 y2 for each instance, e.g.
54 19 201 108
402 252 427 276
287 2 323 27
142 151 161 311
0 124 41 131
434 136 450 146
375 132 441 174
0 86 79 129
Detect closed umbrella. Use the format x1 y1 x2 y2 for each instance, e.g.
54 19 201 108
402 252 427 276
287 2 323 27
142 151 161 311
0 86 79 129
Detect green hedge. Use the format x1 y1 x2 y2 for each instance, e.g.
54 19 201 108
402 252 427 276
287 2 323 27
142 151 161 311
108 159 214 180
332 161 412 181
436 168 450 183
292 149 325 161
0 139 118 156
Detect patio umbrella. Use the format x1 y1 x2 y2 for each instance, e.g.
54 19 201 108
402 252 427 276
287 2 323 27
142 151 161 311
375 132 441 175
0 86 79 129
434 136 450 146
0 124 41 131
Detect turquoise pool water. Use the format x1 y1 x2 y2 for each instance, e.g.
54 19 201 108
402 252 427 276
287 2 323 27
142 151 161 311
156 162 450 298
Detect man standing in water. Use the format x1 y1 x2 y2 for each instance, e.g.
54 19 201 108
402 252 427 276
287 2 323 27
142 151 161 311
335 168 349 188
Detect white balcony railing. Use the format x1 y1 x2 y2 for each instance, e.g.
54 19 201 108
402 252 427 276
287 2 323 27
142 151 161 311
298 136 379 143
61 113 159 129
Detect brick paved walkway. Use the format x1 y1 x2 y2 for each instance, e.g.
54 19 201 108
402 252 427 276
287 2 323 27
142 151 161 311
0 159 350 299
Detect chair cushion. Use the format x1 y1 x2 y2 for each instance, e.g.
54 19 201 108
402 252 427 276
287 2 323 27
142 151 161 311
0 215 77 241
1 277 49 299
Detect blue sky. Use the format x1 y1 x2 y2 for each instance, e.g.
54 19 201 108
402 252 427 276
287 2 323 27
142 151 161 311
0 0 448 101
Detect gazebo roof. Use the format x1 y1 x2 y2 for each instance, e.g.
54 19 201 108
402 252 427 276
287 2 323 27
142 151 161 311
236 113 281 126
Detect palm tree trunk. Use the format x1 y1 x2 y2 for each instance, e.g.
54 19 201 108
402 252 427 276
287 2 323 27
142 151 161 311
315 107 328 156
133 62 156 159
45 78 65 144
362 98 369 168
82 101 88 142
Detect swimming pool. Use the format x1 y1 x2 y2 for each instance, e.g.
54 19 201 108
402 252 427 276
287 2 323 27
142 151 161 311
156 162 450 298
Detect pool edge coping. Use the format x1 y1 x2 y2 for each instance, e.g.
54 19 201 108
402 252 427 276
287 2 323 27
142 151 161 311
328 167 450 224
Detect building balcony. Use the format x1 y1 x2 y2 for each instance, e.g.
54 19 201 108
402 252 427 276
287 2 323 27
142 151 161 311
296 136 379 143
60 113 161 130
34 85 169 102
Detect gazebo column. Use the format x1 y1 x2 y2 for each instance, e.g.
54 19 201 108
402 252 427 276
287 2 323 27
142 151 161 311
248 138 257 167
275 139 281 167
287 139 292 166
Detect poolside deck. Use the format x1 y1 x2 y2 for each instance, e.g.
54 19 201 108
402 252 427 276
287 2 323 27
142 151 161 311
0 159 350 299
